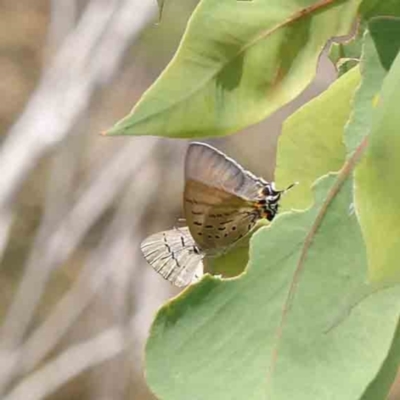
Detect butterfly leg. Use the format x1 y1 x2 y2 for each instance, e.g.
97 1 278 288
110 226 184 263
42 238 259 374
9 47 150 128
191 263 204 284
174 218 187 228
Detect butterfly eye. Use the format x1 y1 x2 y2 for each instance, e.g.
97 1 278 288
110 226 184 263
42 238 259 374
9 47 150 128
261 185 273 196
266 193 281 203
266 211 274 221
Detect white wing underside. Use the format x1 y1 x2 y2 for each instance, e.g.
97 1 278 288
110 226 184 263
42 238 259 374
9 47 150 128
140 227 204 287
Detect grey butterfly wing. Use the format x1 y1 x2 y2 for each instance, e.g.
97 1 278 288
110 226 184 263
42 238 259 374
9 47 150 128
140 227 204 287
184 143 265 251
184 179 261 251
185 142 267 200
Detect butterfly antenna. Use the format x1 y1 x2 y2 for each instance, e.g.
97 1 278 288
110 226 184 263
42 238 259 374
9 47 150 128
283 182 298 193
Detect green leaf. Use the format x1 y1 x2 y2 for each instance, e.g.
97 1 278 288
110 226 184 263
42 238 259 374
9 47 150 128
275 67 360 210
359 0 400 20
204 237 250 278
205 220 268 278
369 17 400 71
146 170 400 400
328 3 400 77
106 0 361 138
344 18 400 153
138 0 201 69
329 41 362 68
360 320 400 400
354 34 400 282
328 32 363 76
343 30 386 154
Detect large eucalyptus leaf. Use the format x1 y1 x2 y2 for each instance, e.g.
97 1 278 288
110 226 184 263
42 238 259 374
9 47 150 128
146 169 400 400
368 17 400 71
275 66 360 210
106 0 360 138
359 0 400 20
354 20 400 283
360 321 400 400
343 29 386 154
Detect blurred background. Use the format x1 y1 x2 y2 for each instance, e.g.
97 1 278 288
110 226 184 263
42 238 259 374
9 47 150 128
0 0 397 399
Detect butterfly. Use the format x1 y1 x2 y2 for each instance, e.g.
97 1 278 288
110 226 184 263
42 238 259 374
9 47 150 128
140 142 295 287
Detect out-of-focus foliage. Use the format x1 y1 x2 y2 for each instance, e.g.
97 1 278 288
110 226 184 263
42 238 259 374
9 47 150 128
354 17 400 283
276 67 360 210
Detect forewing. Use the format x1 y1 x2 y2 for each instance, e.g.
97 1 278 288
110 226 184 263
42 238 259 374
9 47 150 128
184 179 261 251
140 227 204 287
185 142 266 200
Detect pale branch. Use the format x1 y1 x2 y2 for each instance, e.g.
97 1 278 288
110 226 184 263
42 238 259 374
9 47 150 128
0 0 157 262
0 138 159 396
3 327 125 400
18 160 160 377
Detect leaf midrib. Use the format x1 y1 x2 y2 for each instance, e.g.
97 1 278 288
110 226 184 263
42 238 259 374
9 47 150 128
267 135 369 384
